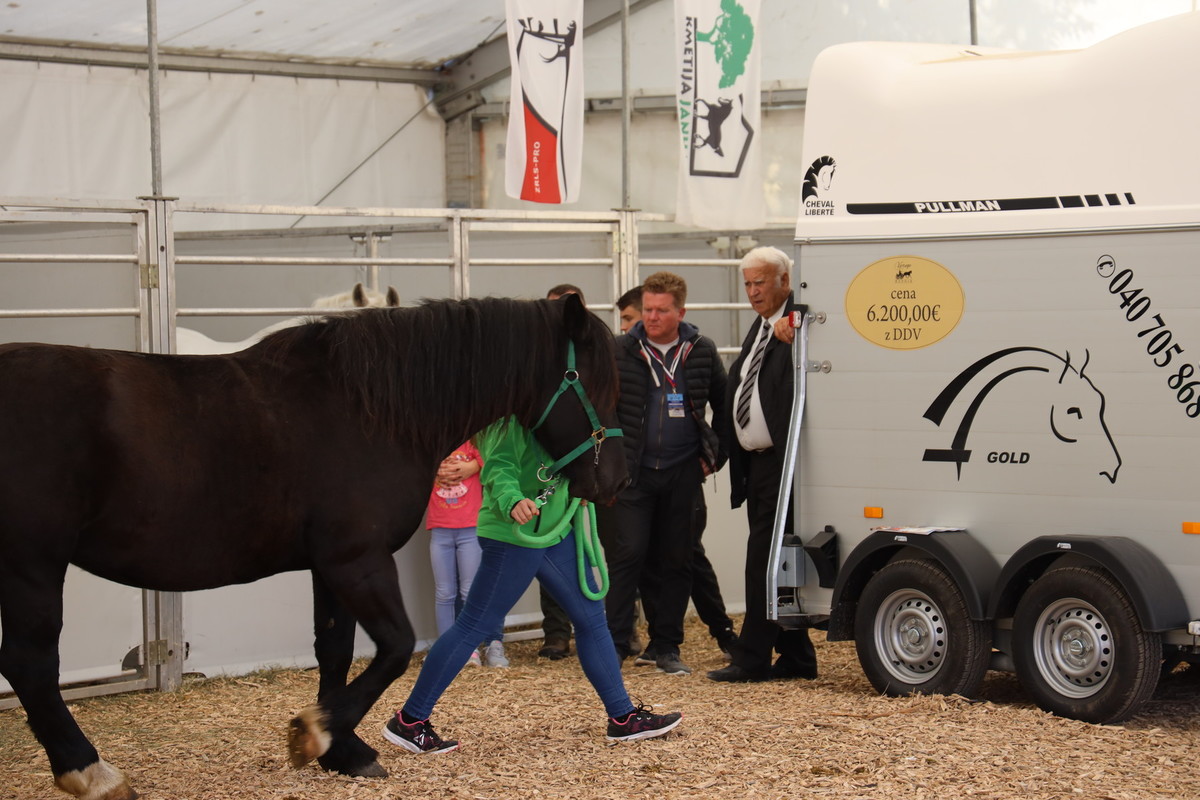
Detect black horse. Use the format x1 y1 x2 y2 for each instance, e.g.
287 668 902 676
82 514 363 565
0 294 627 800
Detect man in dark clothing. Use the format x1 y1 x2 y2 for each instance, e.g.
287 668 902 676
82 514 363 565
605 271 727 676
709 246 818 683
614 285 736 661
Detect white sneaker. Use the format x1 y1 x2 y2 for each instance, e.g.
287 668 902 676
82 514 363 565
483 640 510 668
466 649 482 668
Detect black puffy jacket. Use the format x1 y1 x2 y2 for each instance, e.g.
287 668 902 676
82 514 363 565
614 320 728 487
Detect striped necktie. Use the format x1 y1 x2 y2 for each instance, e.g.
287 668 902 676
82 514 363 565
736 320 770 429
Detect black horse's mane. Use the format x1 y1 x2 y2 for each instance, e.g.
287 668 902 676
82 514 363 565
259 296 615 455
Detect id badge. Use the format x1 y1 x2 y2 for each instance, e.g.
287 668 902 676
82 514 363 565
667 392 686 418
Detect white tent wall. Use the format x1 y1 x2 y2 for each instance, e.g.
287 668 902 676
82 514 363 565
0 60 445 219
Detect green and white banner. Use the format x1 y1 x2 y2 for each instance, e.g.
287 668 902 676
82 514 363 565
674 0 763 229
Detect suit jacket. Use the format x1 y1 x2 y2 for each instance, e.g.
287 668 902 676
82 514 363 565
723 293 801 509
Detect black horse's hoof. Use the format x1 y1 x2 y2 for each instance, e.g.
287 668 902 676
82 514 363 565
316 732 383 778
346 760 388 779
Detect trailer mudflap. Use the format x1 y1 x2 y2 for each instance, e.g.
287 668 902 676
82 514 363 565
803 524 839 588
987 535 1190 632
825 528 1000 641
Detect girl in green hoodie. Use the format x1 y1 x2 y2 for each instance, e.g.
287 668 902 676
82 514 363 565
383 417 682 753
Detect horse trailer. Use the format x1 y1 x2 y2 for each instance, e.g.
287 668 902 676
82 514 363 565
779 12 1200 723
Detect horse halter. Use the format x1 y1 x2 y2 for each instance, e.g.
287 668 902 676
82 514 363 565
531 340 624 481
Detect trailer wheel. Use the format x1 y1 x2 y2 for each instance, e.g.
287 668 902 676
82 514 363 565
854 559 991 698
1012 565 1160 724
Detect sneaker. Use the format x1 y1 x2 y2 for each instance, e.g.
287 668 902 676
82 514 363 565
382 714 460 754
483 640 510 668
466 649 482 668
606 704 683 742
633 648 657 667
654 651 691 676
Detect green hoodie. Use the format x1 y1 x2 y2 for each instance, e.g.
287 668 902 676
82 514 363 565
475 417 577 548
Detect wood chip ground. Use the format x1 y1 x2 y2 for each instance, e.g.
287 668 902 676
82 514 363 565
4 616 1200 799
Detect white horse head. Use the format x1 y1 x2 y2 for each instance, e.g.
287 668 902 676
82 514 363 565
311 283 401 310
175 282 401 355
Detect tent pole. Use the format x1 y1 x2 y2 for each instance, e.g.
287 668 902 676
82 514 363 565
620 0 631 209
146 0 164 196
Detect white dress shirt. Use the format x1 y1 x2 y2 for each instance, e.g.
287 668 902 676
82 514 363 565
734 305 786 451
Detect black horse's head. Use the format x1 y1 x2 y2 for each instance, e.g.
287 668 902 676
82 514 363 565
532 293 628 503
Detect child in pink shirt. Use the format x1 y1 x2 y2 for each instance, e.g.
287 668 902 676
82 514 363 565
427 442 508 667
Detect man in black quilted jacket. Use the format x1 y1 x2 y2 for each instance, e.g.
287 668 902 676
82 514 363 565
603 271 727 675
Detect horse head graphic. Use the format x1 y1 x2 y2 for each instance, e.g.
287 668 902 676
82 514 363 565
922 347 1122 483
802 156 837 201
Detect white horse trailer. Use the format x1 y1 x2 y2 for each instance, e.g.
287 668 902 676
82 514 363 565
782 12 1200 723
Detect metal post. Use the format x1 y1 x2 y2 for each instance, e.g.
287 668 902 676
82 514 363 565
450 211 469 299
145 0 164 196
767 311 811 621
615 208 639 328
620 0 632 209
366 233 380 292
968 0 978 46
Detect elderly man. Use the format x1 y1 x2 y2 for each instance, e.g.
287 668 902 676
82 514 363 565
605 271 726 675
709 246 818 683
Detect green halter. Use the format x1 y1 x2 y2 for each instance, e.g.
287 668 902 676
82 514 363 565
531 340 624 479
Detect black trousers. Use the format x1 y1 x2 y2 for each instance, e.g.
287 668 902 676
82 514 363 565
730 447 816 673
604 458 702 655
539 585 572 641
640 490 733 641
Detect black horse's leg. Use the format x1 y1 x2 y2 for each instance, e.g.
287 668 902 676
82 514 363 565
312 570 356 702
0 563 135 800
288 554 416 778
306 570 384 777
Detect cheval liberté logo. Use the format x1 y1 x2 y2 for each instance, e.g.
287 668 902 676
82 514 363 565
678 0 755 178
802 155 837 216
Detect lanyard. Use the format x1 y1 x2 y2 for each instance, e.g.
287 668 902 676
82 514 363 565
639 339 693 390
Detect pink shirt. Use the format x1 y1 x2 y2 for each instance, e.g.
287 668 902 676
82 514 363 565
425 441 483 529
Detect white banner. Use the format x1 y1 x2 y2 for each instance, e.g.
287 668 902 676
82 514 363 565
674 0 764 229
505 0 585 204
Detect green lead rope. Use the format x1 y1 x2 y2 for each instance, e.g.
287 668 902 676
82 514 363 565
506 496 609 600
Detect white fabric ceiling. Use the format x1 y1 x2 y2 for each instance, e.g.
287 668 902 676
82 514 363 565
0 0 505 68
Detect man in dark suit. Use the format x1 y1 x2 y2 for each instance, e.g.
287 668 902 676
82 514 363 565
708 246 818 683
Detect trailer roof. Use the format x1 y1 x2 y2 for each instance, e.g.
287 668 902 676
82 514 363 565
795 12 1200 240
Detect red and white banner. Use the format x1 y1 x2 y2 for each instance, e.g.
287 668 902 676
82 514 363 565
505 0 585 204
674 0 764 229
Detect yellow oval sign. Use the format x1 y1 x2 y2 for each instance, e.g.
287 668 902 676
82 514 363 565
844 255 964 350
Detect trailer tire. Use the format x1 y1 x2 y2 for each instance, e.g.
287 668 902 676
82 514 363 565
854 559 991 698
1012 565 1160 724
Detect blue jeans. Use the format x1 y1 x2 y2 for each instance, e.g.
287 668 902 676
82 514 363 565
429 527 502 643
404 530 634 720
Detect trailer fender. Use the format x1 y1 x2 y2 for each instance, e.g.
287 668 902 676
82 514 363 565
987 535 1189 632
826 530 1001 641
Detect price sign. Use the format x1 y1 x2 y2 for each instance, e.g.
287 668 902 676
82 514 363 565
844 255 964 350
